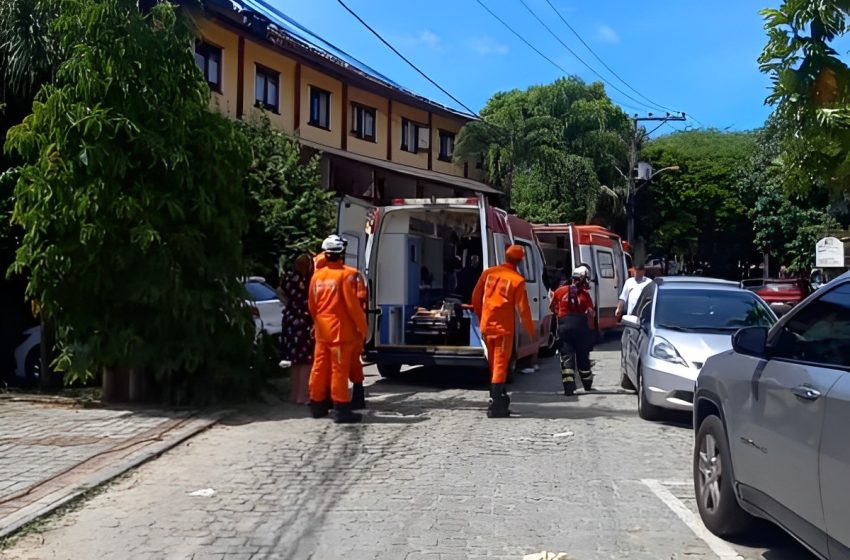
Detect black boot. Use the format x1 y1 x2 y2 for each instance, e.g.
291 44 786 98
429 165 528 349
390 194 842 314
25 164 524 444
487 383 510 418
562 370 577 396
579 370 594 391
333 402 363 424
351 383 366 410
309 399 331 419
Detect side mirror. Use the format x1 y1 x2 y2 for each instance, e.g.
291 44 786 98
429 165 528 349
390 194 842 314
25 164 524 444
621 314 640 329
732 326 768 357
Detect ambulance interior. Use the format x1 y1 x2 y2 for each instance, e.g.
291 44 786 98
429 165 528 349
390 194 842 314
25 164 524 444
373 208 485 349
535 232 573 290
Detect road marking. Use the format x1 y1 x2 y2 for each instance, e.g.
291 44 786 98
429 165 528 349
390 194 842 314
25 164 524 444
642 479 743 560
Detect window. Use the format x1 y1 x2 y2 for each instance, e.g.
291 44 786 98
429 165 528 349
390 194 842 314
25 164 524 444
254 65 279 112
655 289 776 332
194 42 222 91
401 118 419 153
771 282 850 368
438 130 455 161
475 155 484 170
309 87 331 129
351 103 376 141
596 251 615 279
244 281 278 302
514 241 537 283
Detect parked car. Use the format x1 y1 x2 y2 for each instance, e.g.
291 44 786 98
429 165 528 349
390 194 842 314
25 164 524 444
243 277 283 338
621 277 776 420
692 272 850 558
741 277 810 316
13 326 40 383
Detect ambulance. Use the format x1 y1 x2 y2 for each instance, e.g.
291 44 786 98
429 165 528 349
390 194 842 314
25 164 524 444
532 224 629 337
337 195 553 378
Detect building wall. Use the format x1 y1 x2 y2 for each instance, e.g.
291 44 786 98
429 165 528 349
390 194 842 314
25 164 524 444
390 102 429 170
194 17 485 186
347 86 388 160
242 39 297 131
196 18 239 119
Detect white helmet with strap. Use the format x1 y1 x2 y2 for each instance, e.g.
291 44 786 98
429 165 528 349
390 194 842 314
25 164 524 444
321 234 346 254
572 265 590 279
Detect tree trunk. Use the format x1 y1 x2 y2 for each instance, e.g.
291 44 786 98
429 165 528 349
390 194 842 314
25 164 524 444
39 315 62 393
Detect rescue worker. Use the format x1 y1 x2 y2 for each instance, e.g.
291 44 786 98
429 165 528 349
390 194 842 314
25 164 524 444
550 266 595 396
471 245 535 418
308 235 368 423
314 243 368 409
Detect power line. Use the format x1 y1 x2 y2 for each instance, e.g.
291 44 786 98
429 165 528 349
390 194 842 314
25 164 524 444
541 0 678 114
332 0 479 117
472 0 645 113
515 0 663 112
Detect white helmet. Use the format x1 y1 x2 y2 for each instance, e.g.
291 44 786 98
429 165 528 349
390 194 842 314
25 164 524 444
572 265 589 279
321 234 346 254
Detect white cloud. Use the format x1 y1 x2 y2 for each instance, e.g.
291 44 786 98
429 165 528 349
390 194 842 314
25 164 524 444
597 24 620 44
416 29 441 50
467 36 509 56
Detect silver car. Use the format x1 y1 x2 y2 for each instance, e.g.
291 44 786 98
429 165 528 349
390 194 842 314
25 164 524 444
620 277 776 420
693 272 850 557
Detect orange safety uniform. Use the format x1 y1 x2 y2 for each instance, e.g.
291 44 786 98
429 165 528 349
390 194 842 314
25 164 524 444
551 284 595 327
308 260 368 404
471 261 535 384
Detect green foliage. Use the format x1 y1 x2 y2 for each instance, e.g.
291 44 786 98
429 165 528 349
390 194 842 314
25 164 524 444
759 0 850 199
5 0 255 395
641 130 758 272
511 155 599 224
0 0 60 99
454 76 630 224
240 115 333 278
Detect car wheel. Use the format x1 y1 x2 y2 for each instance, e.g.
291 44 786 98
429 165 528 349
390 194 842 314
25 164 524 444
377 363 402 378
24 345 41 383
694 415 757 537
637 366 665 421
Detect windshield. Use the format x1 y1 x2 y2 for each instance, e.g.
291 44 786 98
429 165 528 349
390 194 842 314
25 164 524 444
244 281 278 302
655 289 775 331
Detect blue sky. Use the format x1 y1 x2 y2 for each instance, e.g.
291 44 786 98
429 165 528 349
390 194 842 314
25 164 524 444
270 0 779 133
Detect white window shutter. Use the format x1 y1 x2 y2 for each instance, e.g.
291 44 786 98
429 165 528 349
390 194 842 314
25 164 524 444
418 127 430 150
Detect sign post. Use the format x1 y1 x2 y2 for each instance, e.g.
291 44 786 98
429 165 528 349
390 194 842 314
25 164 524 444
816 237 845 268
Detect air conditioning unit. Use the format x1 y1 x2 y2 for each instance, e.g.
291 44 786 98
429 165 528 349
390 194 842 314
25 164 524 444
418 127 430 150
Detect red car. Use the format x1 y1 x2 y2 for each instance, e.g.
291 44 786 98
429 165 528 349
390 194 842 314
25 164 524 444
741 278 810 314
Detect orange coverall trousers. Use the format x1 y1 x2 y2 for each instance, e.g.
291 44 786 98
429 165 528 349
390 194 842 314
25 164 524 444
309 340 360 404
484 334 513 384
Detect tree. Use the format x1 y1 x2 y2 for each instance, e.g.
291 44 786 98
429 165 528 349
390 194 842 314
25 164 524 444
511 155 599 225
640 129 758 276
240 116 334 280
454 77 631 224
5 0 254 398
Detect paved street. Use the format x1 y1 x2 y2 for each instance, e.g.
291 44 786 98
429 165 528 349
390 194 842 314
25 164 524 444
2 338 813 560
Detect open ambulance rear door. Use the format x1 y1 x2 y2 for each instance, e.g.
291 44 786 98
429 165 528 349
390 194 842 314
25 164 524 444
336 196 377 345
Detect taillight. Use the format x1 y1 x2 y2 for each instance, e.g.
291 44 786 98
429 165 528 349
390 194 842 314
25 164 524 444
392 198 405 205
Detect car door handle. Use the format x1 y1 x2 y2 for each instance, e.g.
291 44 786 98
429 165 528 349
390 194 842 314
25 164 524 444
791 385 822 401
533 297 539 302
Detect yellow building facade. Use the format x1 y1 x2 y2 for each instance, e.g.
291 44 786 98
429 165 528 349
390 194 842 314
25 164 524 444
190 2 494 203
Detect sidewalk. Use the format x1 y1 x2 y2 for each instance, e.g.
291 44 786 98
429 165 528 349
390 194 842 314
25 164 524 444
0 397 226 538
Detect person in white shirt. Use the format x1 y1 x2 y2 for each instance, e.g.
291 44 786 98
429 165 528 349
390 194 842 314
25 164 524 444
615 264 651 319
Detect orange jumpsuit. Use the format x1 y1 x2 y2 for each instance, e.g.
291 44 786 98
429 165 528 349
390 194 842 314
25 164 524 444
472 263 535 384
308 260 368 403
314 253 366 384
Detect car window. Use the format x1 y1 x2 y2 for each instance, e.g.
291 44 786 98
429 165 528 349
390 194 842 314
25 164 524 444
596 250 615 279
639 299 652 324
772 282 850 368
514 241 536 283
655 288 775 332
245 281 278 302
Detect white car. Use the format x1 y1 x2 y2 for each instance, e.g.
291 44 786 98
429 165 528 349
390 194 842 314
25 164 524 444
243 277 283 338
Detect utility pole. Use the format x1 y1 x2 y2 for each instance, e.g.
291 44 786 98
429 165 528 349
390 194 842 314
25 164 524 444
626 113 687 245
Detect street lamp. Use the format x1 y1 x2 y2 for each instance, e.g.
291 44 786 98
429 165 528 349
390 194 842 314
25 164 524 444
626 164 679 246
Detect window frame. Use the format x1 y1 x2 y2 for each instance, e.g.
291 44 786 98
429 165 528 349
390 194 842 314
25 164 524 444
308 86 331 130
438 129 455 162
514 240 537 284
596 250 616 279
351 102 377 142
767 280 850 371
254 64 280 113
195 41 223 93
401 118 419 153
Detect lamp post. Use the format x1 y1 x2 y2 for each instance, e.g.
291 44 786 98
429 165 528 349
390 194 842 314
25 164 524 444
626 164 680 245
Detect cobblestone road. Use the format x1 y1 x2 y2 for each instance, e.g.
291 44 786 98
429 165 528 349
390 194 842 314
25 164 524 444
2 338 814 560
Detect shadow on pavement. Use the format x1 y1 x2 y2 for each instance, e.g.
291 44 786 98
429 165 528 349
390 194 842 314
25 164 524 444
728 520 817 559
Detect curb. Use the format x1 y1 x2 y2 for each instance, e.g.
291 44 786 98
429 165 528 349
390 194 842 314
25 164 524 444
0 410 230 539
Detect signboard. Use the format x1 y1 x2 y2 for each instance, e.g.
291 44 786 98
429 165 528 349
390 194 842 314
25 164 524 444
816 237 845 267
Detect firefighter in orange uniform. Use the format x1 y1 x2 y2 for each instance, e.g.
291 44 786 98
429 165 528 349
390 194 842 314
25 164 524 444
550 266 595 396
471 245 535 418
314 244 368 409
308 235 368 423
